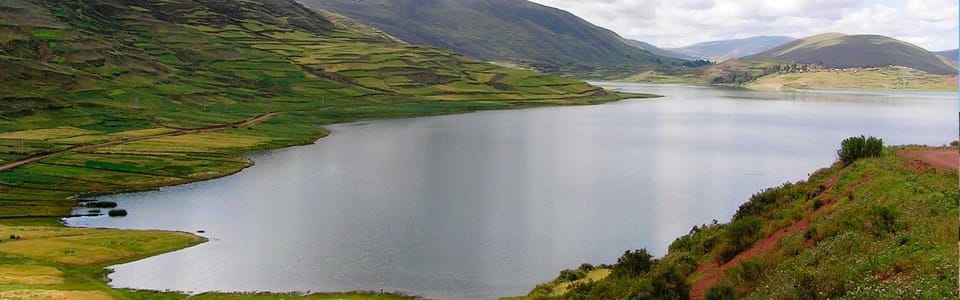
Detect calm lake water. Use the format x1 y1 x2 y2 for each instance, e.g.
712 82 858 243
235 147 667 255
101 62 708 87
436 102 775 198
66 83 957 299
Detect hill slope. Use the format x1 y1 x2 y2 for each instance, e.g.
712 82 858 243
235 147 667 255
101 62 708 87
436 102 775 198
743 33 958 74
628 39 696 60
298 0 686 73
668 36 795 60
934 49 958 67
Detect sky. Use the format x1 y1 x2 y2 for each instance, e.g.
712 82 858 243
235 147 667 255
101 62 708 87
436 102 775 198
528 0 959 51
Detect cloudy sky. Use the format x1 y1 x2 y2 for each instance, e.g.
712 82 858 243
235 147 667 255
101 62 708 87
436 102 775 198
528 0 959 51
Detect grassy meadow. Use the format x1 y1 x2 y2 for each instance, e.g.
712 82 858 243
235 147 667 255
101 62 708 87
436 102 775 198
748 67 959 92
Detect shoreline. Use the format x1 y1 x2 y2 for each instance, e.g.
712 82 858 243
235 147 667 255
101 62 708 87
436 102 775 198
20 90 656 297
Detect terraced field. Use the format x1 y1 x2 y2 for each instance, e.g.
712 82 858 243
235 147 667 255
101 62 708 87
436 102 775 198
0 0 650 298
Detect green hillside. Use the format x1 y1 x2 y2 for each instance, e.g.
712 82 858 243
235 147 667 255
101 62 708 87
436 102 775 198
516 144 958 299
0 0 645 298
298 0 687 75
742 33 958 75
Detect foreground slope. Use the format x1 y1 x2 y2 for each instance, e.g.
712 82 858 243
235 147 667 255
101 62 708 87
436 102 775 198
299 0 686 74
0 0 641 297
518 144 958 299
742 33 957 74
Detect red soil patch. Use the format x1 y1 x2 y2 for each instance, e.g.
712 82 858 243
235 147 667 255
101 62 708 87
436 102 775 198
689 176 840 299
898 147 958 173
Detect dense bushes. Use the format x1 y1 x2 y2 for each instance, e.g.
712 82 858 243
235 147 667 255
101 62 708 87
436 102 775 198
612 249 654 278
837 135 883 165
705 285 735 300
717 217 762 262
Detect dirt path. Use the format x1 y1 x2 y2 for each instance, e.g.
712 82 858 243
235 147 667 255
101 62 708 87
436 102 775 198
689 175 840 299
898 147 958 172
0 112 280 172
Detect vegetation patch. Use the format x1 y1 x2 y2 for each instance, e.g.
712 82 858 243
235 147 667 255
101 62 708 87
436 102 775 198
0 264 63 285
0 126 100 140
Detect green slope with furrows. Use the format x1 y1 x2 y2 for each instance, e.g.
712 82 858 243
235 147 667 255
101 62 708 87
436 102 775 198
0 0 642 220
298 0 687 74
0 0 649 298
742 33 958 75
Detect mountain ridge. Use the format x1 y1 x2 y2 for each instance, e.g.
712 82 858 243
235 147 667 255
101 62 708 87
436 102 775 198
742 33 957 74
297 0 687 73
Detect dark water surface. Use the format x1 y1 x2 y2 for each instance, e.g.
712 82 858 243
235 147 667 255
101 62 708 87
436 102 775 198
66 83 957 299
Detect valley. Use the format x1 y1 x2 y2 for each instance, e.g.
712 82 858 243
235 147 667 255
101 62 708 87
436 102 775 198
0 0 956 299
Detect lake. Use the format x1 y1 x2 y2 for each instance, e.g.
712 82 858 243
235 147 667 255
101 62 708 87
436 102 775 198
66 83 958 299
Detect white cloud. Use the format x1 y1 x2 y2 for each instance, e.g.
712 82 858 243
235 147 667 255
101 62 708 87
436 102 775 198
529 0 959 50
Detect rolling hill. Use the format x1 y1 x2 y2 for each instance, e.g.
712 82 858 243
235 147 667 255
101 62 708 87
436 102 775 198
668 36 795 61
742 33 958 74
298 0 686 73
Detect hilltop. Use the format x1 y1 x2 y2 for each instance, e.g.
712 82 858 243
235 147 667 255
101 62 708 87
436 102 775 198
742 33 958 75
0 0 646 298
668 36 795 61
298 0 687 74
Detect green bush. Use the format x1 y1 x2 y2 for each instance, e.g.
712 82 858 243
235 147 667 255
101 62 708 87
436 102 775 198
705 285 736 300
612 249 653 277
837 135 883 165
718 217 762 262
557 269 585 281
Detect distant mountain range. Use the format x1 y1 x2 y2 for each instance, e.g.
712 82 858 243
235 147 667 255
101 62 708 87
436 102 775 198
668 36 796 61
627 40 696 60
742 33 958 74
298 0 686 73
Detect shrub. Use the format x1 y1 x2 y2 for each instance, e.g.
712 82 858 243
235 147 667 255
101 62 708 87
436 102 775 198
718 217 762 262
612 249 653 277
706 285 736 300
633 266 690 300
108 209 128 217
837 135 883 165
557 269 585 281
578 263 595 272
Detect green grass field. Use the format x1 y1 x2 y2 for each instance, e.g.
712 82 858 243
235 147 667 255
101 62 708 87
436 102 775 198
748 67 959 92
